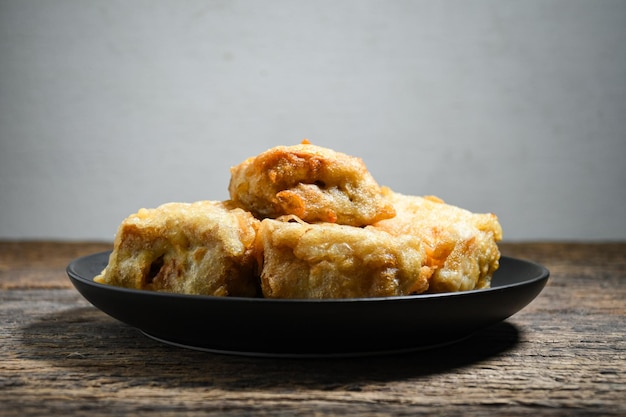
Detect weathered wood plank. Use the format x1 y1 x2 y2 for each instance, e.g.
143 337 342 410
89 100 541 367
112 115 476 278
1 242 625 416
0 241 112 289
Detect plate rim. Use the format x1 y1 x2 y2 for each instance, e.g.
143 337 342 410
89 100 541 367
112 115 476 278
66 251 550 304
66 251 550 356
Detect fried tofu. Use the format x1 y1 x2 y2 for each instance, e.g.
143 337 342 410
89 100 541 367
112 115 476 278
95 143 504 299
372 188 502 292
94 200 260 297
256 216 430 299
228 142 395 226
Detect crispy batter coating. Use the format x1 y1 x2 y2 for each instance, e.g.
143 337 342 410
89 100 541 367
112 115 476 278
95 143 504 299
256 217 430 299
94 200 260 297
372 188 502 293
228 142 395 226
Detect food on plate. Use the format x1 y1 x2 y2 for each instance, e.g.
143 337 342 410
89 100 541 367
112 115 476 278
228 141 396 227
94 141 503 298
255 216 430 298
372 188 502 292
94 200 260 297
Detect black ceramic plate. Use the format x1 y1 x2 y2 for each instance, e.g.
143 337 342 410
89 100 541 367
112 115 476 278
67 252 549 357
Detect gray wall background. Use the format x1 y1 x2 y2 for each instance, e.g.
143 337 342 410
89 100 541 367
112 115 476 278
1 0 625 242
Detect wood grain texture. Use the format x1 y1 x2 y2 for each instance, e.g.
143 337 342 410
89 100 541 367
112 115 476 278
0 241 112 289
1 241 625 416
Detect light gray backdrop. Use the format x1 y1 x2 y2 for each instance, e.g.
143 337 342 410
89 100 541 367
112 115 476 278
1 0 625 241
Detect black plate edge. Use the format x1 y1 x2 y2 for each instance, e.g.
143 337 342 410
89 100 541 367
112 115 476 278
66 251 550 304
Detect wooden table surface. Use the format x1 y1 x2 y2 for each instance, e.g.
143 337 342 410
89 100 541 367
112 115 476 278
1 241 624 416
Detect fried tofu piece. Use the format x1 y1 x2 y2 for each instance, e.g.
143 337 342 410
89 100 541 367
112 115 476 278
94 200 260 297
256 217 430 299
228 141 395 226
372 188 502 292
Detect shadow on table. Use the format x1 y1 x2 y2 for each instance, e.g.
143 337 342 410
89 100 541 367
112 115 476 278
20 306 521 389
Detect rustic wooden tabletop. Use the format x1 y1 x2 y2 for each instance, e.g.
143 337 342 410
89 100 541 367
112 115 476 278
1 241 624 416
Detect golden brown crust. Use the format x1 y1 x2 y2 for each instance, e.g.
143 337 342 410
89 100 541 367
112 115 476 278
94 200 260 297
228 142 395 226
95 143 504 299
373 188 502 293
256 217 430 299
